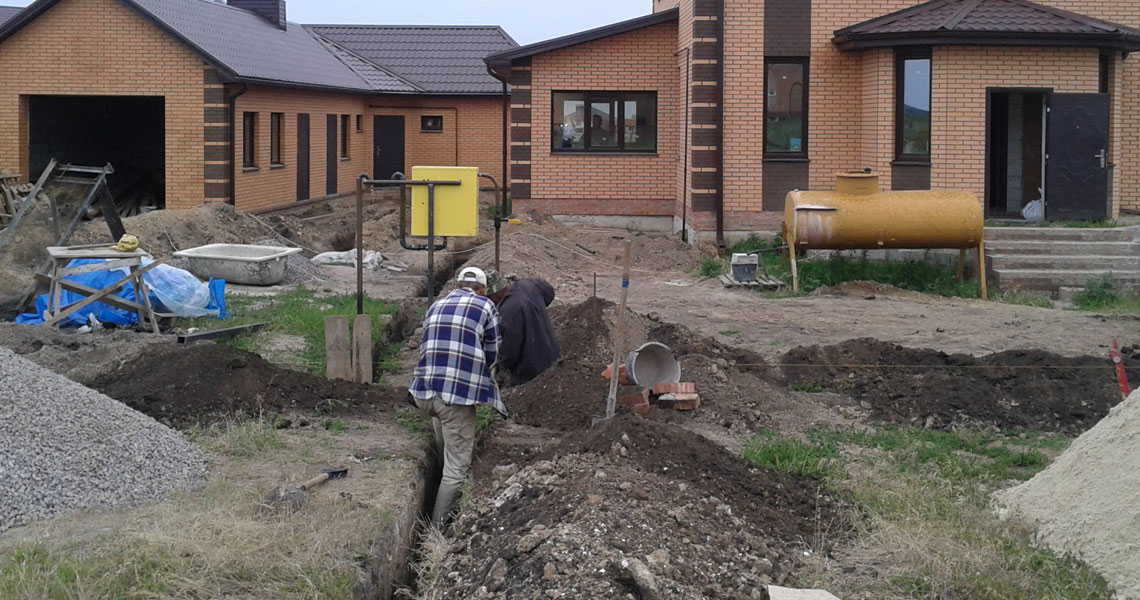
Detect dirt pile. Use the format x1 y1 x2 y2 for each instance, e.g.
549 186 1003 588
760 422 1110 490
431 416 845 598
995 388 1140 598
0 322 172 384
784 338 1138 433
89 344 405 429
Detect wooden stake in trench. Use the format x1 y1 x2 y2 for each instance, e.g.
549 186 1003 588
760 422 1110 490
603 240 634 421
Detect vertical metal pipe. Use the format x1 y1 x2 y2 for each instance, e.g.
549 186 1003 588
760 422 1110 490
427 183 436 300
355 176 364 315
681 47 691 243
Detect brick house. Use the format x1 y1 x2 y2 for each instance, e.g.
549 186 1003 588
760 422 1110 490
486 0 1140 244
0 0 515 212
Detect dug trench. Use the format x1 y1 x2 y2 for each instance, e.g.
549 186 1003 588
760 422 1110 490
410 297 1136 597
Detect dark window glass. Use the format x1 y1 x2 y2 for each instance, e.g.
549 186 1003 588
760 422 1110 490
242 112 257 168
551 91 657 152
340 115 350 158
270 112 283 165
421 115 444 132
355 114 363 132
765 60 807 155
897 53 932 159
1099 54 1111 94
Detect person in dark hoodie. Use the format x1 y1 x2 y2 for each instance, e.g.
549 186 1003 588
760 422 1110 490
492 278 560 385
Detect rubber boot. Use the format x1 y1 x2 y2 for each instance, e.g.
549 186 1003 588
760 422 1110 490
432 480 462 528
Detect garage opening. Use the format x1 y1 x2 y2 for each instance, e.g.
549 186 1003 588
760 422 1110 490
28 95 166 212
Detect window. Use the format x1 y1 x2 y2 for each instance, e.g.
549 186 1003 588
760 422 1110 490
269 112 283 166
550 92 657 153
764 58 808 157
896 49 932 161
421 115 444 132
355 114 364 133
242 112 257 168
1099 53 1112 94
340 114 350 159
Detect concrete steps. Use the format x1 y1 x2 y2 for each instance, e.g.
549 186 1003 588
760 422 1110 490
985 226 1140 296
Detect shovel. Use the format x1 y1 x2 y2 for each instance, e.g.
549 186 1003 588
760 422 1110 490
260 467 349 513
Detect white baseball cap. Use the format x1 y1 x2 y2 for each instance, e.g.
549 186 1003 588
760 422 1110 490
456 266 488 288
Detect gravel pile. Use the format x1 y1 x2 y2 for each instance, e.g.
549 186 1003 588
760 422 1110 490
0 346 207 533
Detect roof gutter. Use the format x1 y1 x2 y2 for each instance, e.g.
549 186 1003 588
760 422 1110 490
833 30 1140 52
225 83 248 207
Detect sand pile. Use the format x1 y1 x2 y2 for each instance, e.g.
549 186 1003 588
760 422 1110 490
995 388 1140 598
0 346 207 533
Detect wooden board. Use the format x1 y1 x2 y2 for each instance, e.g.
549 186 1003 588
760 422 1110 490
720 274 783 290
325 316 352 381
352 314 373 385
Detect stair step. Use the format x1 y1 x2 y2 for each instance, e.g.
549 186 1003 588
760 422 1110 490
987 254 1140 270
985 227 1137 242
992 268 1140 291
984 241 1140 256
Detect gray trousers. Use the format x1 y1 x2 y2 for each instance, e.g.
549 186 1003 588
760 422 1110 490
413 394 477 527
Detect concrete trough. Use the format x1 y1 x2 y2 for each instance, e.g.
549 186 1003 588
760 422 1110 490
173 244 302 286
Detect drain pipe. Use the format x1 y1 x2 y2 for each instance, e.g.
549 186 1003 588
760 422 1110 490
225 83 248 206
680 47 691 243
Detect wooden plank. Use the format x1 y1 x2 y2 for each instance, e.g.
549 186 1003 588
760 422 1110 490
43 260 162 327
352 314 373 385
325 316 352 381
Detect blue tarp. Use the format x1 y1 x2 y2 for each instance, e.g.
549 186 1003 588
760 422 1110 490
16 259 226 327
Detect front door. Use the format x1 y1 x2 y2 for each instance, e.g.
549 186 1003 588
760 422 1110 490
296 113 310 201
326 114 338 195
1046 93 1110 220
373 115 405 180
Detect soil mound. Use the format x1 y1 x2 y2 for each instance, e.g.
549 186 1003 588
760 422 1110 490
435 416 845 598
995 389 1140 598
89 344 405 429
0 347 206 533
784 338 1138 433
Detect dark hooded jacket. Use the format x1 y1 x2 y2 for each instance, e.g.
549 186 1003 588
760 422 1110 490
496 279 560 384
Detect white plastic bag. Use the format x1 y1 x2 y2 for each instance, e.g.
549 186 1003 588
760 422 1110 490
311 249 384 270
142 259 219 317
1022 199 1044 222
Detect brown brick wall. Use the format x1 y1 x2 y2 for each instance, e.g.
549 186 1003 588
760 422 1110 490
0 0 207 209
524 21 680 216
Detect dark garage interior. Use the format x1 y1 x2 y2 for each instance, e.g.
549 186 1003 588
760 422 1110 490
28 95 166 211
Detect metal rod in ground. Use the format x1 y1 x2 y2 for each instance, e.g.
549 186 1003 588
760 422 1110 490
355 175 365 315
604 240 634 420
427 183 436 300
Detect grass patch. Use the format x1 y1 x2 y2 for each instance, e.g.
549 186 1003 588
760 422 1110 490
192 419 285 458
177 288 400 378
396 408 431 437
323 418 348 434
1073 275 1140 315
718 329 741 336
774 427 1112 599
996 290 1055 309
697 257 726 278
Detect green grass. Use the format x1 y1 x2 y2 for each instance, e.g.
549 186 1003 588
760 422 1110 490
718 329 741 336
177 288 400 378
1073 275 1140 315
0 545 176 600
790 382 825 393
323 418 348 434
697 257 726 278
755 427 1113 599
996 291 1056 309
191 419 286 459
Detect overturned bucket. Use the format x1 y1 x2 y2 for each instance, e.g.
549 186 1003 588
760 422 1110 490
626 342 681 387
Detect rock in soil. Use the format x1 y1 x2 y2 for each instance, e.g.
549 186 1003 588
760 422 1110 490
0 346 206 533
88 343 406 429
783 338 1139 434
429 416 846 598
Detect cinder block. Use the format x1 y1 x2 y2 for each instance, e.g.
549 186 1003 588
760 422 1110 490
652 382 697 395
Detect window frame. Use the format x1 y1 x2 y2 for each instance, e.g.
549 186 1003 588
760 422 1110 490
269 112 284 167
894 47 933 164
339 114 350 159
549 91 658 154
762 57 810 160
355 114 364 133
242 111 258 169
421 115 444 132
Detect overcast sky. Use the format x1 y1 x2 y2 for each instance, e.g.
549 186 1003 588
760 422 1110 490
6 0 653 45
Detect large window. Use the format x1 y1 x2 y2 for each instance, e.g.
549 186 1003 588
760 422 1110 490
551 92 656 153
270 112 283 166
764 58 808 157
340 114 350 159
242 112 257 168
896 49 932 161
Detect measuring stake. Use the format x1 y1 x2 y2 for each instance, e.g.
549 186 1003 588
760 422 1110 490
603 240 634 421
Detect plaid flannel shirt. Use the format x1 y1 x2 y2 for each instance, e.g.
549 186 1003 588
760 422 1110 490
410 288 502 406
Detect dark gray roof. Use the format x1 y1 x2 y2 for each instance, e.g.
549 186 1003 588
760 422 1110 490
306 25 517 95
0 5 22 28
834 0 1140 51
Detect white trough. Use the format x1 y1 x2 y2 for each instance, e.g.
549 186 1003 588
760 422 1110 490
173 244 302 286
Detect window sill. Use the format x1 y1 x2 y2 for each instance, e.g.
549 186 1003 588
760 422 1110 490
269 163 286 170
420 130 444 134
763 157 809 164
242 166 260 172
891 159 932 167
550 150 658 156
339 157 351 162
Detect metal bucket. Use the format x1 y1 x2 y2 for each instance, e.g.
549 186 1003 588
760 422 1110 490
625 342 681 387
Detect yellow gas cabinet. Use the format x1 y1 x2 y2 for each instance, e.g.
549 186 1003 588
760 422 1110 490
409 166 479 237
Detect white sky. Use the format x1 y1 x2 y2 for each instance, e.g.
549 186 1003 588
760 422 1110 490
5 0 653 45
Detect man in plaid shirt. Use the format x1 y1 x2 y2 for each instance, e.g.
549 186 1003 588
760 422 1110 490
410 266 502 527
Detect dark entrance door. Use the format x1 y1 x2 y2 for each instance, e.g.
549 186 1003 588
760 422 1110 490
373 115 405 180
1046 93 1110 220
326 114 338 195
296 113 310 201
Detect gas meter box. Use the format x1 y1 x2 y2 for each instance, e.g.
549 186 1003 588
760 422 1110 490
410 166 479 237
